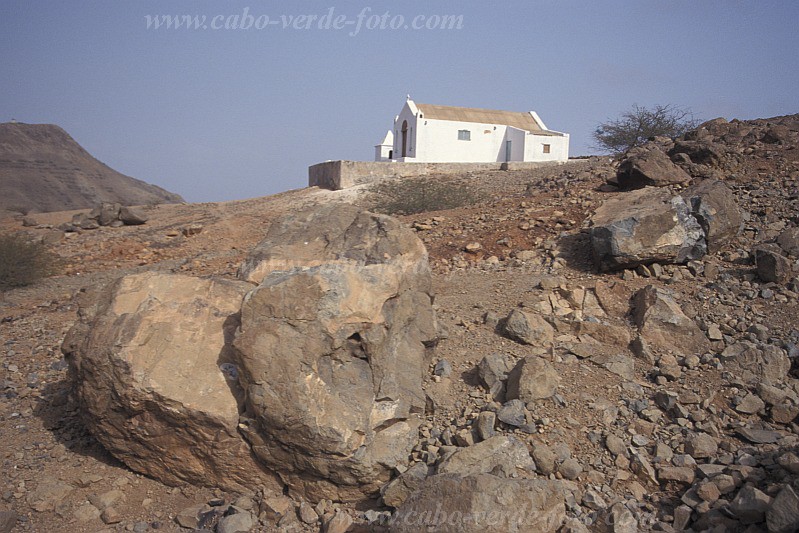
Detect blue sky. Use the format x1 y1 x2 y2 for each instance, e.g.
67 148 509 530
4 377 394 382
2 1 798 202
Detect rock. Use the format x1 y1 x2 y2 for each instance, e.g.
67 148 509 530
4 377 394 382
729 484 772 524
605 434 628 457
658 466 695 484
391 474 565 533
669 140 726 167
532 443 557 476
298 502 319 524
381 462 429 508
477 353 515 401
62 272 281 493
21 216 37 227
605 502 638 533
756 245 793 284
100 507 122 525
736 427 780 444
506 355 560 402
776 228 799 258
434 359 453 378
217 510 254 533
589 187 706 271
476 411 497 440
673 504 693 530
684 432 718 459
497 399 527 427
232 205 437 502
767 485 799 533
181 223 203 236
502 309 554 346
73 502 101 522
617 143 692 189
735 393 766 414
682 179 744 253
92 202 121 226
323 511 353 533
119 206 148 225
0 511 17 533
437 436 535 477
559 458 582 480
89 489 125 510
26 481 74 512
176 503 211 528
260 495 293 524
631 285 711 356
590 352 635 380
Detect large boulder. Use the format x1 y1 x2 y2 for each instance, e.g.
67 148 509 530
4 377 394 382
62 272 281 494
589 187 706 271
390 474 566 533
617 144 692 189
232 205 438 502
683 179 743 252
631 285 711 356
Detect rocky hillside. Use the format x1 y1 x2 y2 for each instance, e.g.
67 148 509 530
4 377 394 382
0 113 797 533
0 122 184 216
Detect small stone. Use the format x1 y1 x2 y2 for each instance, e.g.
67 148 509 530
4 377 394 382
673 504 693 530
324 511 353 533
559 458 582 480
433 359 452 378
767 485 799 533
658 466 695 484
729 484 772 524
707 324 723 341
736 427 780 444
532 443 557 476
217 510 254 533
497 399 527 427
735 393 766 414
74 502 101 522
696 482 721 503
0 511 17 533
101 507 122 525
176 504 209 529
684 432 718 459
298 501 319 524
582 489 607 510
464 242 482 253
475 411 496 441
605 434 627 457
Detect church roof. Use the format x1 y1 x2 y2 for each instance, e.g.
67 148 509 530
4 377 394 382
415 103 545 133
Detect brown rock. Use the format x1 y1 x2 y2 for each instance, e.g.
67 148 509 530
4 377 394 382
62 272 281 494
631 285 711 356
232 205 437 502
506 355 560 401
617 143 692 189
589 187 705 271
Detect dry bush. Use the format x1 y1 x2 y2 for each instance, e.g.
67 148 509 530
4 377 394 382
0 233 60 289
368 178 480 216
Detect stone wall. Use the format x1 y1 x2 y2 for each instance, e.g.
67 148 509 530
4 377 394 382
308 160 572 190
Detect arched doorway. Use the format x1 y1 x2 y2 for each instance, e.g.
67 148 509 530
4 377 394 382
401 120 408 158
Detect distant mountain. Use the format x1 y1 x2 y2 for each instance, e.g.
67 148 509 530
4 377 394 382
0 122 184 215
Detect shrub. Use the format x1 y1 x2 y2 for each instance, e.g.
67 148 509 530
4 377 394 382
593 104 700 155
0 233 60 289
368 178 480 216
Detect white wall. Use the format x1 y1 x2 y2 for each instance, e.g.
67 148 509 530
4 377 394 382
523 132 570 162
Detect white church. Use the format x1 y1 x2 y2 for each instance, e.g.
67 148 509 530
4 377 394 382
375 97 569 163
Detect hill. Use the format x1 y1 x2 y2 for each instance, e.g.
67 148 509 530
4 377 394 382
0 122 183 215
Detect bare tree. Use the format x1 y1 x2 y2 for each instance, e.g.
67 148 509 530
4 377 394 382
593 104 700 155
